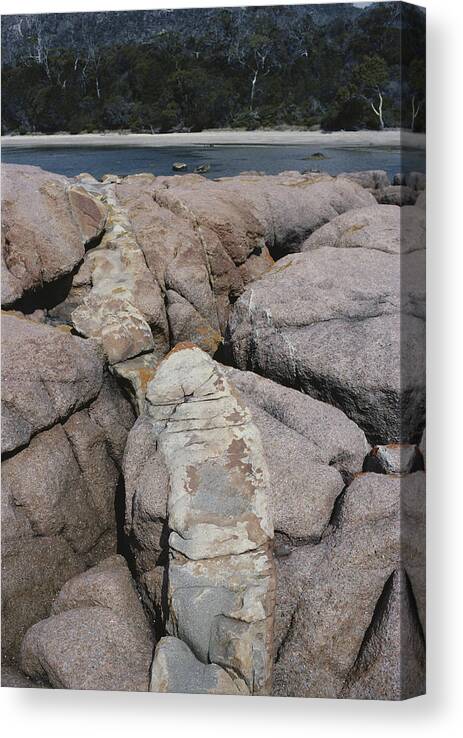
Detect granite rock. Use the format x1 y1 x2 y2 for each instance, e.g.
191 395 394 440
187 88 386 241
227 230 425 443
21 557 153 691
217 171 376 258
273 472 425 699
1 315 135 662
302 204 425 255
1 313 104 455
373 185 418 206
150 636 244 695
363 444 423 475
21 607 152 692
337 170 390 190
1 164 106 307
126 346 276 695
221 366 369 543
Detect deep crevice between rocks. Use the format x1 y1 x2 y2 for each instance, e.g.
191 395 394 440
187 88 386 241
340 567 425 698
3 267 78 316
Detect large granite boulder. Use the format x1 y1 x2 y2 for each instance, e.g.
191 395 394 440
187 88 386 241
113 171 372 346
1 314 135 663
273 472 425 700
373 185 418 206
337 170 390 190
227 205 425 444
405 171 426 191
124 345 276 695
302 204 425 255
216 171 376 258
20 556 153 691
1 164 107 308
1 312 103 454
415 191 426 210
2 166 374 403
152 173 268 268
116 173 271 336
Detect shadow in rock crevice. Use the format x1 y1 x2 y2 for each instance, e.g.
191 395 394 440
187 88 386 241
4 267 77 315
114 473 135 572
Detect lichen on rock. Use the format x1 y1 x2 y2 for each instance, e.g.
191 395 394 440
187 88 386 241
124 344 276 695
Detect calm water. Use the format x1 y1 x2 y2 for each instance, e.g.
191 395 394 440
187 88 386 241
1 144 425 180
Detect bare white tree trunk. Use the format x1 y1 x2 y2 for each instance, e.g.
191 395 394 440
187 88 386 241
411 95 422 131
371 90 384 129
250 69 258 111
27 27 51 80
43 53 51 81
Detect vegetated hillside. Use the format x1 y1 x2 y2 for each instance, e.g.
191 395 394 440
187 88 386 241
1 3 425 135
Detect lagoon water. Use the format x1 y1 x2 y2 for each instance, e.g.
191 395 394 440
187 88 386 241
1 144 425 180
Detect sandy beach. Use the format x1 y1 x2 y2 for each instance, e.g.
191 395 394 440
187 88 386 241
1 129 425 150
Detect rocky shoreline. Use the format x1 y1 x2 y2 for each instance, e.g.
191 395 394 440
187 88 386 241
1 162 426 698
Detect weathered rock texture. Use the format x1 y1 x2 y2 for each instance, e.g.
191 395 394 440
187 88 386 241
124 345 276 695
227 204 425 444
71 177 168 366
1 665 43 688
373 185 418 206
1 314 135 663
273 472 426 699
301 204 425 255
1 163 425 700
20 556 153 691
2 311 103 454
337 169 390 191
122 361 368 606
405 172 426 191
137 169 370 326
2 166 375 414
220 366 369 545
1 164 107 308
216 170 376 258
415 191 426 210
150 637 243 695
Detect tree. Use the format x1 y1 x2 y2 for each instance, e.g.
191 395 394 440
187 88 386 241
287 16 316 62
22 16 52 80
408 58 425 131
1 5 424 135
246 34 274 112
227 13 282 113
80 25 104 100
353 54 389 129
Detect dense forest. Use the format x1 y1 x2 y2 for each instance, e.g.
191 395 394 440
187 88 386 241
1 3 425 135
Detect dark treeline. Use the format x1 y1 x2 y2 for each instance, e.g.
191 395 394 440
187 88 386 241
1 4 425 135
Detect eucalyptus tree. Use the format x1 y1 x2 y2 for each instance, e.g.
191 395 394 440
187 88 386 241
353 54 390 129
407 57 425 131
